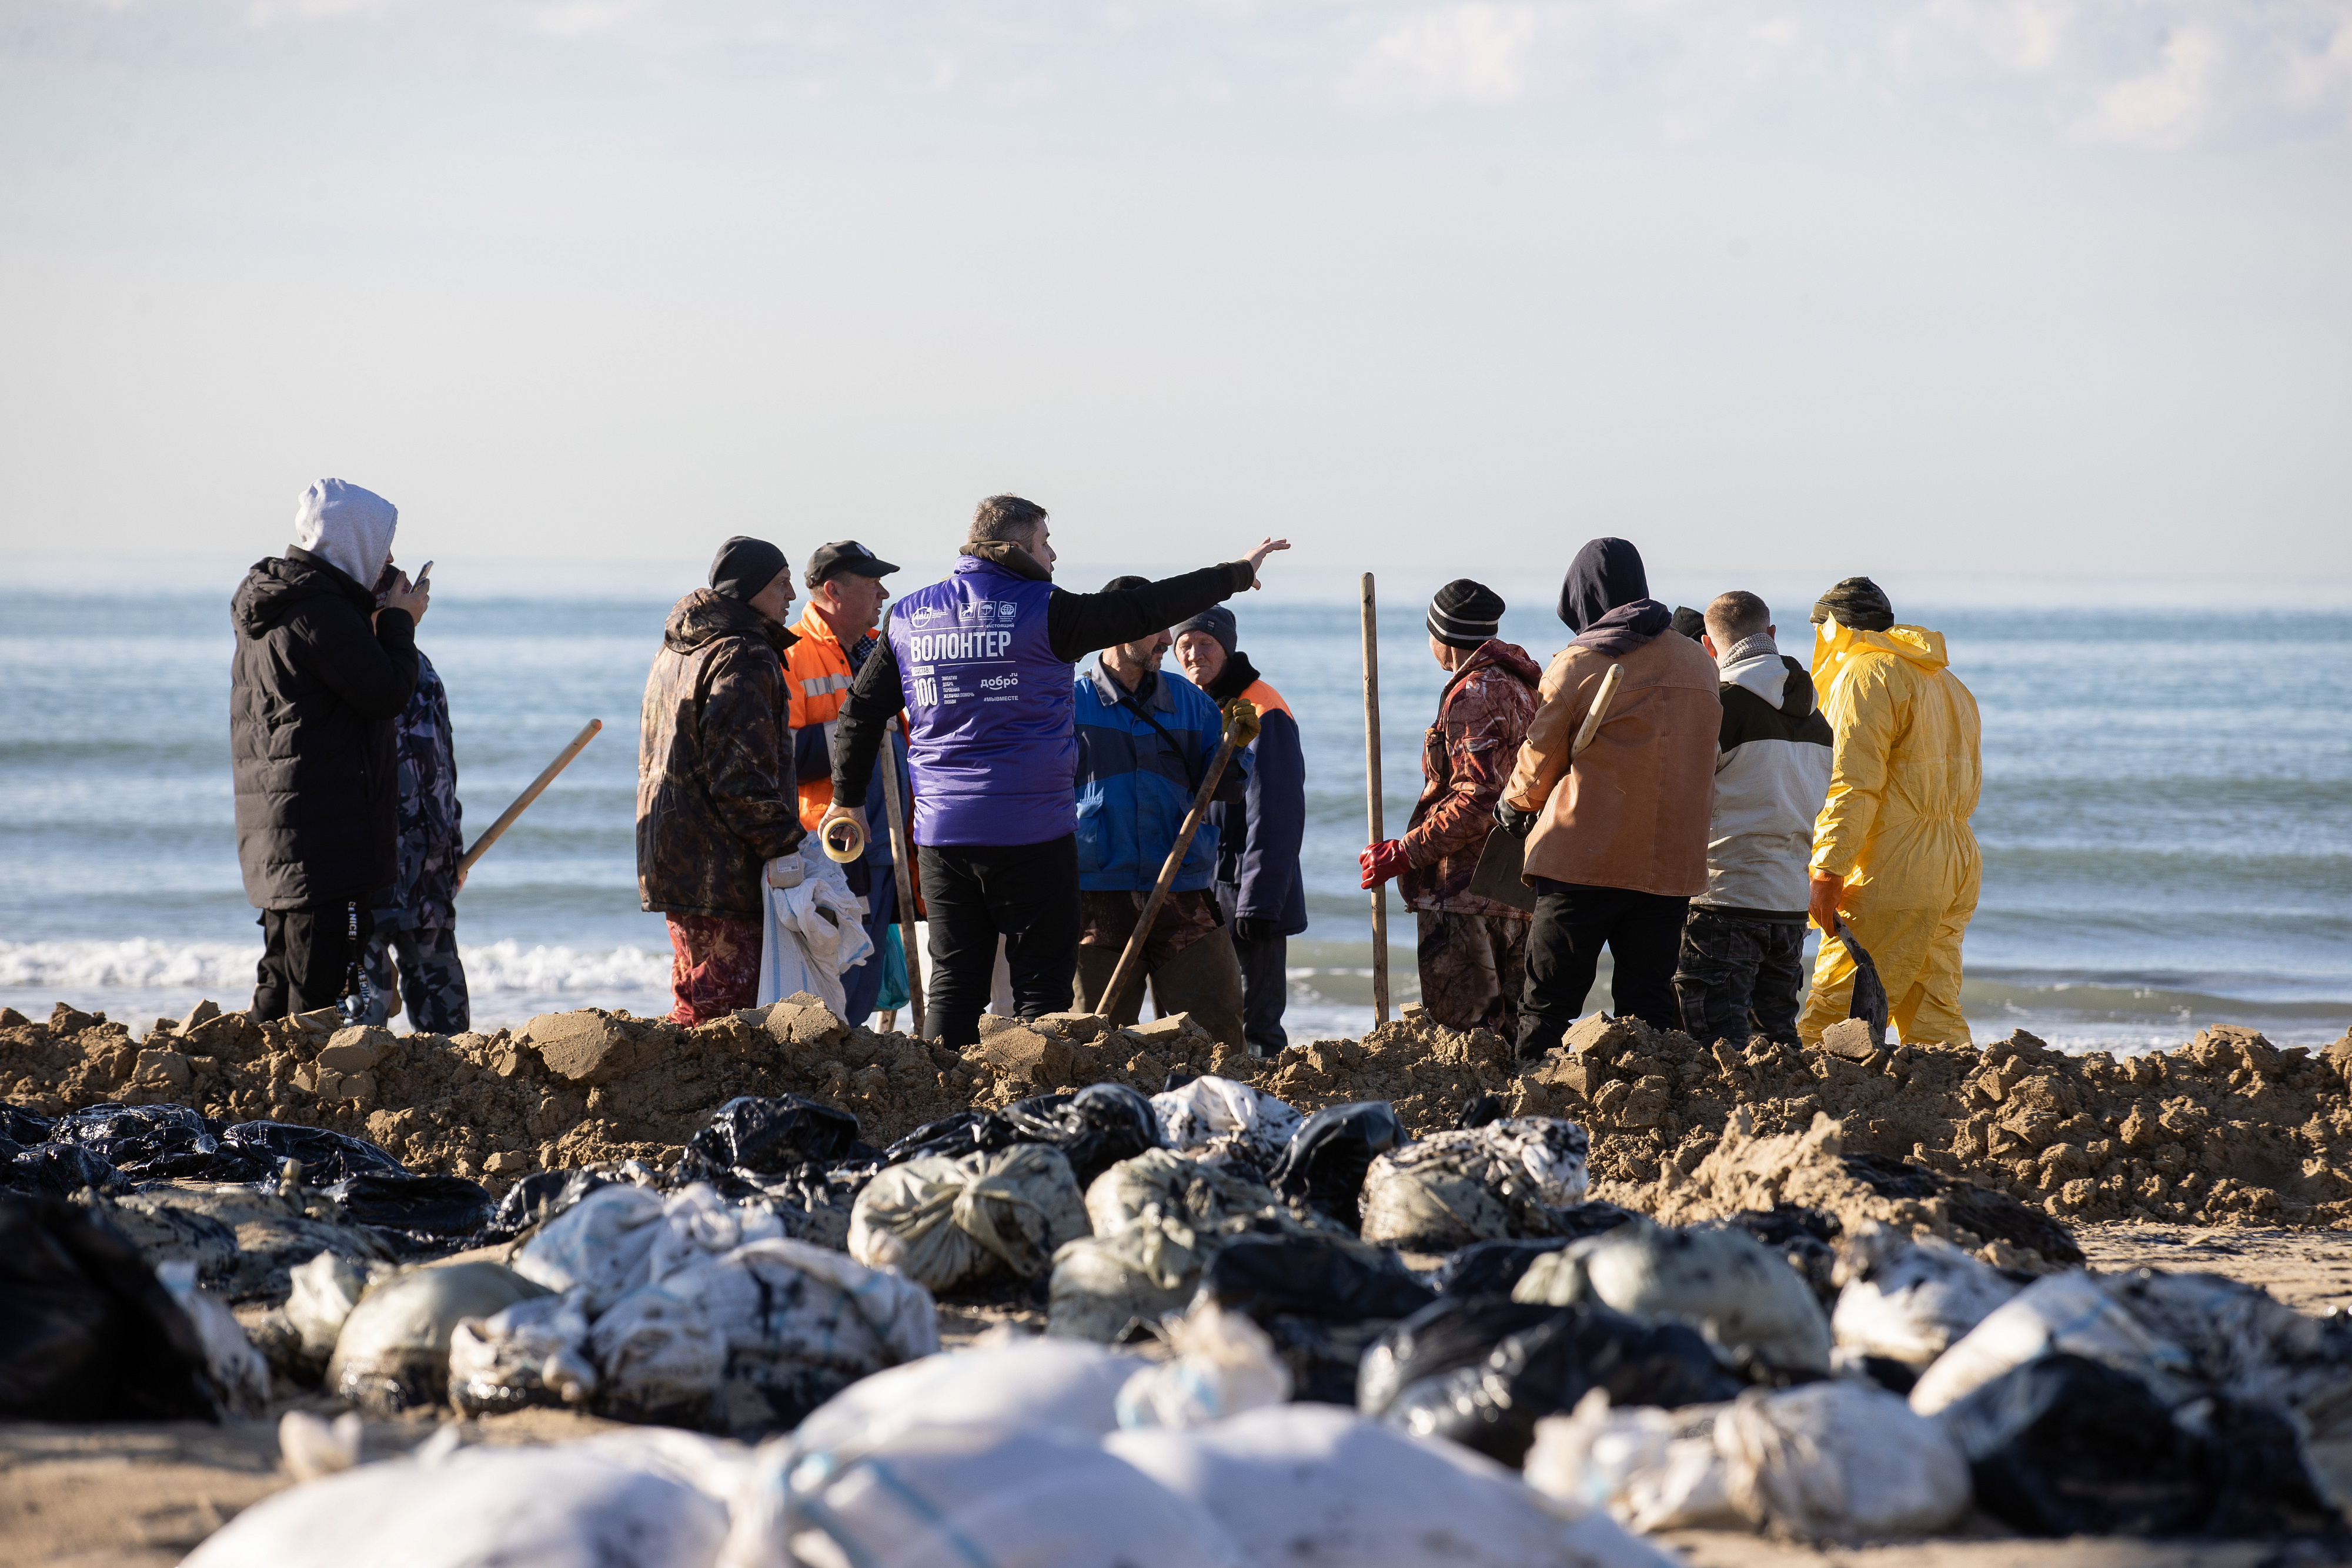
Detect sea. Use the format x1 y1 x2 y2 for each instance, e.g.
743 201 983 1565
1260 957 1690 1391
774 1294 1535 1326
4 556 2347 1056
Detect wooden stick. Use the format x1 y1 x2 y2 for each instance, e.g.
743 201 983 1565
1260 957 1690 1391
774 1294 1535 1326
1573 664 1625 757
877 717 926 1041
1100 706 1252 1022
1362 573 1389 1025
457 719 602 880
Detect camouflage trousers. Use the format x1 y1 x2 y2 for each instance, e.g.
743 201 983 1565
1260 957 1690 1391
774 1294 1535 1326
1672 905 1808 1046
357 922 471 1034
1414 909 1529 1038
667 913 762 1027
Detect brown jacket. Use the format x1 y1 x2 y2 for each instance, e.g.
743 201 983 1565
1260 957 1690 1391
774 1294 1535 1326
1399 638 1542 918
1505 630 1720 897
637 591 806 920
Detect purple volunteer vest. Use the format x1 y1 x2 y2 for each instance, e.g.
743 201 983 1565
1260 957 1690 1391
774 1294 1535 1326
888 558 1074 847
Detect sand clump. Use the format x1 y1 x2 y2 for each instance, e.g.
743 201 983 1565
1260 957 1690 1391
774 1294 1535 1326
6 997 2352 1234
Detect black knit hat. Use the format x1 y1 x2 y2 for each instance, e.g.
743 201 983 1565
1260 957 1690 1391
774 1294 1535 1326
709 536 789 602
1811 576 1895 632
1427 579 1504 649
1101 574 1151 593
1172 604 1237 656
1671 606 1706 641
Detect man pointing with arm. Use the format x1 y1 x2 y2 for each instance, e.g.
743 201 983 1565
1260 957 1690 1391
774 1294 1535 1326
824 494 1288 1046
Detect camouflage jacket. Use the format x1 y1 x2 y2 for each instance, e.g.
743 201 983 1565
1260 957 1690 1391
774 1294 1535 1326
1399 637 1542 918
637 590 806 920
375 649 463 930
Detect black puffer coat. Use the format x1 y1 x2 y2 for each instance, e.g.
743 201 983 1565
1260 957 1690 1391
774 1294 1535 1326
637 590 805 920
230 549 420 909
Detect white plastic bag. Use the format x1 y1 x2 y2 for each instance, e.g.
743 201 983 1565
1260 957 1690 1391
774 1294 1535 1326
588 1285 727 1423
757 843 873 1015
1909 1268 2194 1416
790 1338 1147 1472
328 1262 552 1414
1358 1118 1591 1252
1150 1077 1302 1172
514 1183 783 1316
286 1249 389 1361
1516 1223 1832 1378
1115 1303 1292 1429
447 1292 598 1416
1715 1380 1972 1540
183 1439 737 1568
156 1258 271 1415
1524 1393 1739 1534
848 1144 1090 1293
774 1422 1248 1568
1831 1227 2020 1369
1106 1403 1678 1568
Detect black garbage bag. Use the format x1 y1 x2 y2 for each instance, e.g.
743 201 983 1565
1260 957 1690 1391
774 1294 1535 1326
1358 1295 1563 1416
1457 1093 1505 1130
1843 1153 2083 1267
1003 1083 1160 1189
50 1102 228 1179
1698 1206 1842 1309
1430 1203 1643 1298
2 1105 54 1144
688 1095 861 1174
1201 1235 1438 1404
1832 917 1889 1044
325 1172 495 1253
880 1109 1025 1166
4 1141 125 1196
221 1121 407 1185
1385 1302 1745 1467
482 1168 620 1241
1943 1353 2343 1540
1267 1101 1402 1232
0 1193 216 1421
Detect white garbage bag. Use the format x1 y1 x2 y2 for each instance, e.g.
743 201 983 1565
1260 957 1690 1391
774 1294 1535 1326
1358 1118 1591 1252
1714 1381 1972 1540
756 844 873 1016
1524 1394 1740 1534
156 1258 272 1415
1908 1268 2195 1416
1105 1403 1678 1568
1151 1077 1302 1173
514 1183 783 1316
286 1250 391 1362
1830 1226 2020 1369
1115 1303 1293 1429
587 1285 727 1425
328 1261 552 1414
1515 1222 1832 1378
848 1144 1091 1294
789 1338 1150 1465
182 1436 741 1568
770 1422 1250 1568
447 1292 599 1416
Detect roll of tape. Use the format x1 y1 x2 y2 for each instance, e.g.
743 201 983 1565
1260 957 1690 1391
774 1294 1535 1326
821 817 866 864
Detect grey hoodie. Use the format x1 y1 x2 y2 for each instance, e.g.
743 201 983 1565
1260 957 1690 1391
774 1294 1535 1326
1702 636 1835 915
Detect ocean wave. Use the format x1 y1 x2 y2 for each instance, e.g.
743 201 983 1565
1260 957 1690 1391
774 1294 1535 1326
0 939 671 994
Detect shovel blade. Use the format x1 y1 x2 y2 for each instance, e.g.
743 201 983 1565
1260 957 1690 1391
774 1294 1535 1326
1465 824 1539 912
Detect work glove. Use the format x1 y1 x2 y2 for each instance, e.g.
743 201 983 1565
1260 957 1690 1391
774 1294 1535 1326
1495 798 1537 839
1221 697 1261 748
1359 838 1412 890
765 855 805 890
1232 916 1278 944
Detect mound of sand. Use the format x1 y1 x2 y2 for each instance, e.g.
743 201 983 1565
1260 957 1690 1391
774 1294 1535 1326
5 998 2349 1234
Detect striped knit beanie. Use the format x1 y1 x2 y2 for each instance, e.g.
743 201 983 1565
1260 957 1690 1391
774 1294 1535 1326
1427 579 1505 650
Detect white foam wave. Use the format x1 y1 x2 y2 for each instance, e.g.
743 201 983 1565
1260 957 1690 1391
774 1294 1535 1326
0 939 671 994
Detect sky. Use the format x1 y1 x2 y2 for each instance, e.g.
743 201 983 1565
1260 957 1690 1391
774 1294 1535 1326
2 0 2348 579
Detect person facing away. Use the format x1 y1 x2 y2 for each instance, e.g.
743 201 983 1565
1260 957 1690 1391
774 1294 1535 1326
353 556 471 1034
1067 586 1252 1048
231 479 427 1021
785 540 912 1025
1358 580 1542 1040
824 494 1289 1047
1799 576 1983 1048
637 536 807 1027
1175 604 1306 1058
1669 591 1832 1047
1500 537 1720 1055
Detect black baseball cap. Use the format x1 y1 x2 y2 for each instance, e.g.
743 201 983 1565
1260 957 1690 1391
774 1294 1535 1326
806 539 901 588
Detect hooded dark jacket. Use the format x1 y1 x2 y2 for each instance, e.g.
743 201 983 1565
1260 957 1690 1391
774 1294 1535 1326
230 549 420 909
637 590 805 920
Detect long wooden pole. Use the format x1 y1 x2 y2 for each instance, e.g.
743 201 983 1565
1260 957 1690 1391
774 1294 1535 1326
1361 573 1389 1025
457 719 601 880
1100 707 1251 1022
876 718 926 1041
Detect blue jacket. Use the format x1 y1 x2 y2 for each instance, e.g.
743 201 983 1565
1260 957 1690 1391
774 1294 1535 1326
1073 663 1247 892
1208 673 1308 938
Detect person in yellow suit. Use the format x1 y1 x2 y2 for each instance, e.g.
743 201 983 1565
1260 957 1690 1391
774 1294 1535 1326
1799 577 1982 1047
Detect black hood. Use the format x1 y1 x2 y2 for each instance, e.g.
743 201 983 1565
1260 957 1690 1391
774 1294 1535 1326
1556 537 1651 632
232 550 372 641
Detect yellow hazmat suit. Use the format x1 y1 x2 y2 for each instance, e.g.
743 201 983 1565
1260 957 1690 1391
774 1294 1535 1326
1798 618 1983 1047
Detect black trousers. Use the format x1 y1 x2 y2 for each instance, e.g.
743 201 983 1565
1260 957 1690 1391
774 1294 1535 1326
1515 879 1690 1057
1673 905 1808 1045
254 903 376 1022
918 835 1081 1048
1231 930 1288 1056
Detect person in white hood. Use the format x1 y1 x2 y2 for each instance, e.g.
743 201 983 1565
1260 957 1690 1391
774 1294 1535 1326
1671 591 1833 1045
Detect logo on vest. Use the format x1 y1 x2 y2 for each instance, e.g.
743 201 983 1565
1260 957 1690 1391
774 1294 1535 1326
979 674 1018 691
959 599 1021 626
909 603 948 628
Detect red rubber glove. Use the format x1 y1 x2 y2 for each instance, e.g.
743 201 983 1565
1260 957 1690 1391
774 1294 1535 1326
1359 838 1413 889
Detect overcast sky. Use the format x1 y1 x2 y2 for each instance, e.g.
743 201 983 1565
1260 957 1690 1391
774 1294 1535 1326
2 0 2347 579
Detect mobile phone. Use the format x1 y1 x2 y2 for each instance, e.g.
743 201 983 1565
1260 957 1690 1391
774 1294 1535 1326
414 561 434 589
